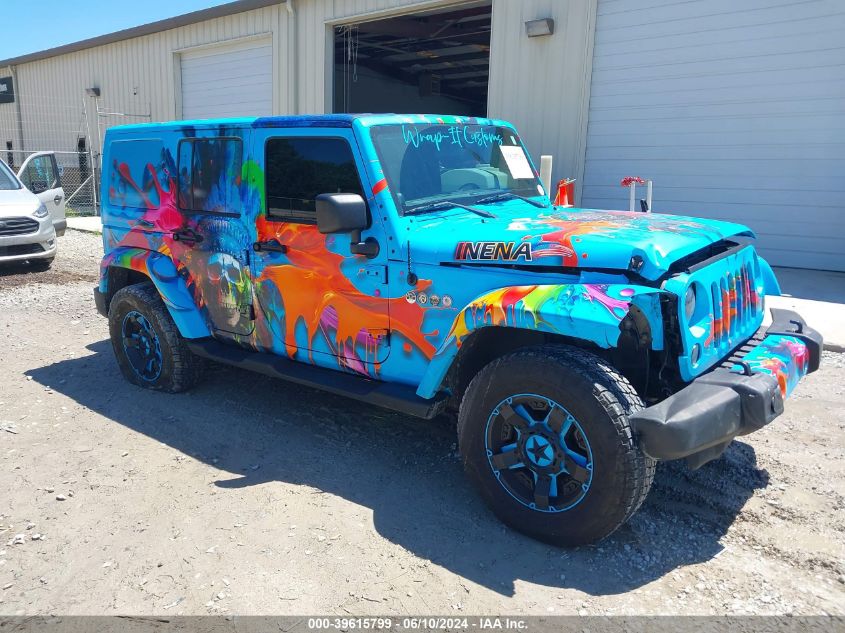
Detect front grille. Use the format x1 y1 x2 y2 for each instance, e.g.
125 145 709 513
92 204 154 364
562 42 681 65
0 243 44 257
0 217 39 236
667 244 765 381
709 255 762 348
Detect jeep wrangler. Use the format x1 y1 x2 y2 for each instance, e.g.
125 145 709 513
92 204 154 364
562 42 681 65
95 114 821 545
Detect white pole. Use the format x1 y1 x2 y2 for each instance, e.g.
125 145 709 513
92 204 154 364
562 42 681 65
629 182 636 212
646 180 653 212
539 155 553 196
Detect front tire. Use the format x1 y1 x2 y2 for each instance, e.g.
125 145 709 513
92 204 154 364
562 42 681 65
457 345 654 546
108 283 205 393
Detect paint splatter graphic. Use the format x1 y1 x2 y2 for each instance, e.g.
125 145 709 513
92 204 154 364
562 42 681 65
732 335 809 398
98 114 808 406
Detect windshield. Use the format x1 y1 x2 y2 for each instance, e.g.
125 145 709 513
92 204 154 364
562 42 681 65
370 123 543 214
0 160 21 190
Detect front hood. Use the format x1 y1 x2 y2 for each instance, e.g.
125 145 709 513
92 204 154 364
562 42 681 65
404 207 754 280
0 188 40 216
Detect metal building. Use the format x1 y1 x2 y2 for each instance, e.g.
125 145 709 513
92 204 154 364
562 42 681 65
1 0 842 271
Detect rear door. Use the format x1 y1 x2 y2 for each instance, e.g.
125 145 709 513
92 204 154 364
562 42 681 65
18 152 66 236
173 134 255 337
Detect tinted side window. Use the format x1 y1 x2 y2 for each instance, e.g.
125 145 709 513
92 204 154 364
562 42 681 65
178 137 242 214
265 137 363 222
109 140 164 208
21 156 57 192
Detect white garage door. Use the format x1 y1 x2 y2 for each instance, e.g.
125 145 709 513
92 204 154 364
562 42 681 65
180 39 272 120
581 0 845 271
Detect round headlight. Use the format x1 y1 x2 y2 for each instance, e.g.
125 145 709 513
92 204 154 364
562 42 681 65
32 202 49 219
684 285 697 321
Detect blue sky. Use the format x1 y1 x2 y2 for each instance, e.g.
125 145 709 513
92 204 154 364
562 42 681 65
0 0 231 60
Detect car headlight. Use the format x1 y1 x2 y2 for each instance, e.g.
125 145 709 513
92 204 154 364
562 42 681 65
684 285 697 321
32 202 49 219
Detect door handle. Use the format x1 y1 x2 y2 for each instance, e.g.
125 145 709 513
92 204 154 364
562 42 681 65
53 195 63 205
253 239 287 254
172 228 204 245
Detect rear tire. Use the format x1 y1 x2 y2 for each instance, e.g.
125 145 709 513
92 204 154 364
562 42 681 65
108 282 205 393
457 345 655 546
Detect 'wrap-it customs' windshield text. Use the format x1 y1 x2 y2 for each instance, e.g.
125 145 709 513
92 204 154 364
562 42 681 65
401 124 505 150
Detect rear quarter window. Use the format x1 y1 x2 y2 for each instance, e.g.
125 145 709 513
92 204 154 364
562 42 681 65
108 139 165 209
177 137 243 215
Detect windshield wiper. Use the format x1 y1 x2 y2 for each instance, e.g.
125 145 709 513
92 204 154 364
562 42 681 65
474 191 549 209
405 200 496 218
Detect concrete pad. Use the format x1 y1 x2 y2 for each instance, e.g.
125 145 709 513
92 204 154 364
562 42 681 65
66 215 102 234
767 267 845 352
765 295 845 352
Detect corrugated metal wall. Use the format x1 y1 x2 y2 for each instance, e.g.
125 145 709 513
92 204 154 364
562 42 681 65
291 0 462 113
0 3 292 155
487 0 596 199
1 1 520 153
316 0 597 194
0 66 20 159
0 0 596 208
581 0 845 271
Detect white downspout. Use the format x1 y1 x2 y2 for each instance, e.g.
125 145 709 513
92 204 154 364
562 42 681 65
539 155 553 197
286 0 298 114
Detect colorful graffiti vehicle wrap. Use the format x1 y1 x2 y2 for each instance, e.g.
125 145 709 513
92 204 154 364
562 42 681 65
96 113 820 544
731 334 810 399
417 283 664 398
97 112 818 394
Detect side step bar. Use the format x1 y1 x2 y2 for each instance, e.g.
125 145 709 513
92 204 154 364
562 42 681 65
186 339 448 420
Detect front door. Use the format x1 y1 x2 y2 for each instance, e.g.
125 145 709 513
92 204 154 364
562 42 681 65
173 134 254 337
18 152 65 235
249 129 390 374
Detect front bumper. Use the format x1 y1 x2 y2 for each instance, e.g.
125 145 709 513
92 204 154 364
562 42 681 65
631 308 822 468
0 218 57 262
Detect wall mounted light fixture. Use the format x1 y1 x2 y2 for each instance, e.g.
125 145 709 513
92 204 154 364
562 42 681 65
525 18 555 37
85 87 101 97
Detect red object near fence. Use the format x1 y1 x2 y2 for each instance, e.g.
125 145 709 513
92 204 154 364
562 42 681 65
620 176 646 188
554 179 575 206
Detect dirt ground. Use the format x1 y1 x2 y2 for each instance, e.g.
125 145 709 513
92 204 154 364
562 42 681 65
1 230 844 616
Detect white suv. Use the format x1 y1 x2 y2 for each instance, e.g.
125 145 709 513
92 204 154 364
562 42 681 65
0 154 65 270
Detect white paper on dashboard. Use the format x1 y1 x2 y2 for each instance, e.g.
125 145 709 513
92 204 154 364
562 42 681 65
499 146 535 179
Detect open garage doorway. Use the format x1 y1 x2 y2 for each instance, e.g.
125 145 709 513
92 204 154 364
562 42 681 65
334 1 492 117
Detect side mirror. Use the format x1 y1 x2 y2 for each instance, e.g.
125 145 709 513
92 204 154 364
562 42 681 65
316 193 379 258
316 193 368 234
29 179 49 194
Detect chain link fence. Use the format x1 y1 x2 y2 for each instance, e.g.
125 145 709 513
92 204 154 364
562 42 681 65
5 149 97 215
0 91 151 215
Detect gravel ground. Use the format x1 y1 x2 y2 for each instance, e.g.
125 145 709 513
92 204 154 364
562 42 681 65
0 230 844 616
